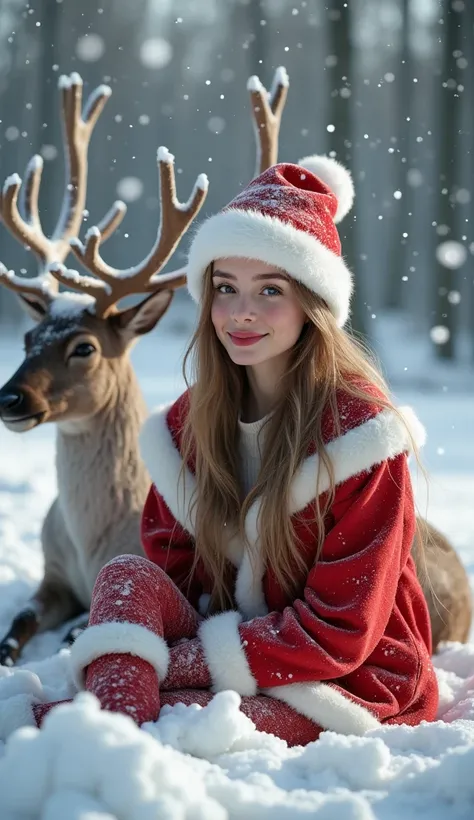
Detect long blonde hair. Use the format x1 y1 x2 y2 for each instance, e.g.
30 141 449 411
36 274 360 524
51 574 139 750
181 265 422 611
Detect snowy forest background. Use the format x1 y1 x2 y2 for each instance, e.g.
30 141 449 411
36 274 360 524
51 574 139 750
0 4 473 815
0 0 472 373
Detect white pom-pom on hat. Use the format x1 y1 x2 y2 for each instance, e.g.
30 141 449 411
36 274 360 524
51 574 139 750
297 154 354 223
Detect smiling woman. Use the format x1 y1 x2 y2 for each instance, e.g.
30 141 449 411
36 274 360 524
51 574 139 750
210 258 307 419
38 154 440 748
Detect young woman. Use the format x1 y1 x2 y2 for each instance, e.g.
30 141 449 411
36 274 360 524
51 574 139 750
33 156 438 745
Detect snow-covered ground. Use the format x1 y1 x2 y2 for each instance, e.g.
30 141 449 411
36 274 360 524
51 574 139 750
0 314 473 819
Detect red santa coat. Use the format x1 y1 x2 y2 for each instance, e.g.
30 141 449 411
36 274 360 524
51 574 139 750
139 388 439 736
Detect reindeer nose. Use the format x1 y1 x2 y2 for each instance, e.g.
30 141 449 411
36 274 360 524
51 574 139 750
0 392 23 412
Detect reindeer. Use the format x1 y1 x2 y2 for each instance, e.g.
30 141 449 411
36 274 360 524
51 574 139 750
0 73 207 665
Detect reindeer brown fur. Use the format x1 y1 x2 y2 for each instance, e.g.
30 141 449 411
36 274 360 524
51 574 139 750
415 522 472 650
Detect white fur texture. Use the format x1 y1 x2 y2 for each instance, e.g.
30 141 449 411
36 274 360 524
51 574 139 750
139 402 197 535
264 682 380 735
69 622 170 689
186 207 353 326
199 611 258 696
297 154 355 223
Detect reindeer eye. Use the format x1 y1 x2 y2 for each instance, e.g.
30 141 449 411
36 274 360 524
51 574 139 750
71 342 96 358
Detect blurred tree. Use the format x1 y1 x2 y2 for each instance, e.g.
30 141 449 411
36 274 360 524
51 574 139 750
327 0 367 340
466 0 474 363
245 0 268 79
0 4 35 324
36 0 63 246
433 0 462 360
386 0 410 311
244 0 269 180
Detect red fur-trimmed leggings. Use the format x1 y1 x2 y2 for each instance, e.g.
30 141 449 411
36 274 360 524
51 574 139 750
34 555 321 747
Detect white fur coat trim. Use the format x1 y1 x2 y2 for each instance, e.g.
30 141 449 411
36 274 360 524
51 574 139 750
69 622 170 690
263 682 380 735
199 611 258 696
140 402 425 619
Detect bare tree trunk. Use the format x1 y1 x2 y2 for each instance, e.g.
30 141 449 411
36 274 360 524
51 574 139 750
328 1 367 339
246 0 268 77
465 0 474 363
36 0 63 248
386 0 410 310
244 0 270 181
0 9 39 325
433 0 462 360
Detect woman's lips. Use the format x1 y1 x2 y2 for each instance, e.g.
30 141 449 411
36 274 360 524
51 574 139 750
228 332 267 346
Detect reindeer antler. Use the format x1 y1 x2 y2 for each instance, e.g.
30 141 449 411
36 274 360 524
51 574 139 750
0 264 57 307
49 147 208 318
0 73 118 275
248 66 289 177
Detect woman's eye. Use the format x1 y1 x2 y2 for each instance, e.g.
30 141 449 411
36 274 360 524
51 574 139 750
71 342 96 358
262 286 282 296
215 283 235 294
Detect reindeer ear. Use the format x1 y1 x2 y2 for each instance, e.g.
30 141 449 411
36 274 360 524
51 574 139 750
113 289 174 340
18 293 49 322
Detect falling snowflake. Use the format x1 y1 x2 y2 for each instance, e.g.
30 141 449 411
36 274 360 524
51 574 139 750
220 68 235 82
436 241 467 270
455 188 471 205
447 291 461 305
207 116 225 134
116 177 144 203
40 145 58 161
407 169 423 188
430 326 450 345
140 38 173 69
76 34 105 62
5 126 19 141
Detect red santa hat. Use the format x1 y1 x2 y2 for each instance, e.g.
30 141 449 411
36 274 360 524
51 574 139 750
186 154 355 327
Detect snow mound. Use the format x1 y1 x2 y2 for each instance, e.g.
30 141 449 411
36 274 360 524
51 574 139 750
0 693 226 819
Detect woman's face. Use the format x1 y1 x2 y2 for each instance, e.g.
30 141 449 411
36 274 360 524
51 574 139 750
211 257 307 368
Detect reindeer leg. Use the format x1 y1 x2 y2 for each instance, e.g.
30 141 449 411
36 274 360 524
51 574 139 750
0 606 40 667
0 501 86 666
0 575 84 666
61 613 90 646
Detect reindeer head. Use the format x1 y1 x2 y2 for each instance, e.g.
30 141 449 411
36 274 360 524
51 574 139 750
0 75 208 432
0 284 181 431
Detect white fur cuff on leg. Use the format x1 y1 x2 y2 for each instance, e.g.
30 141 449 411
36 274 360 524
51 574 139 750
69 621 170 690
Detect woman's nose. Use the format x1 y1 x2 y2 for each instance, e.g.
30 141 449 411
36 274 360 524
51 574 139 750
231 296 256 323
